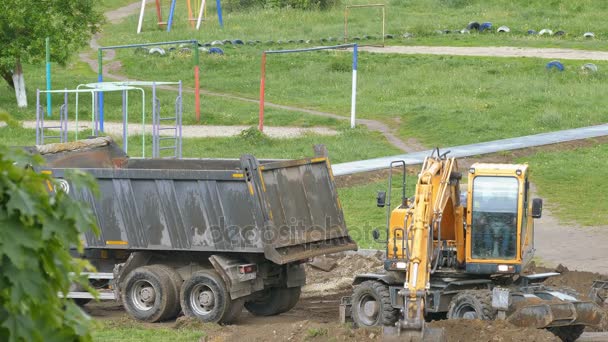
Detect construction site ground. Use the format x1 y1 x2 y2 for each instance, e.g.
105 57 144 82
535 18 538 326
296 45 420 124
86 252 608 341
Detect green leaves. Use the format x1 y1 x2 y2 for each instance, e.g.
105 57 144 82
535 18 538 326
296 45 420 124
0 145 98 342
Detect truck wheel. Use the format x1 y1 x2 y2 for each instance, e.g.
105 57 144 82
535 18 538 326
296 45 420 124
351 280 398 327
447 290 496 320
278 286 301 314
547 325 585 342
69 283 91 307
121 266 180 322
245 286 302 316
180 270 244 324
149 265 182 320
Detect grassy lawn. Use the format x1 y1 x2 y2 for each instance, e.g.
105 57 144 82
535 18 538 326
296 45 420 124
0 122 401 162
0 61 342 128
107 44 608 147
520 142 608 226
93 327 204 342
100 0 608 51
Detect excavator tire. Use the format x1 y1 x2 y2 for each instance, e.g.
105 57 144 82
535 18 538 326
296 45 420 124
351 280 398 327
447 290 496 320
547 325 585 342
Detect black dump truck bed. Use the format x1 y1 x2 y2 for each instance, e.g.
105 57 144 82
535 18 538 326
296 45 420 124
36 137 357 264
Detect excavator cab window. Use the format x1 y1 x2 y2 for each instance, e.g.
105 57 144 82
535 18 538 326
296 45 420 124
471 177 519 259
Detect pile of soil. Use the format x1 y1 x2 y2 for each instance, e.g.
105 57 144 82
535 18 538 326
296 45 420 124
303 252 383 297
428 319 560 342
207 320 381 342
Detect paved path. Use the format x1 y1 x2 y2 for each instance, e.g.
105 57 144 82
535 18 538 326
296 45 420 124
362 45 608 61
333 124 608 175
24 120 337 139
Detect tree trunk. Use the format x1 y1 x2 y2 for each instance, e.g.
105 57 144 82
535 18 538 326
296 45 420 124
12 58 27 108
0 68 14 89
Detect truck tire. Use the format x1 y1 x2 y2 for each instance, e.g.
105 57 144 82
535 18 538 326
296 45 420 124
180 270 244 324
69 283 91 307
548 325 585 342
121 265 180 322
245 286 302 316
447 290 496 320
351 280 398 327
278 286 301 314
149 265 182 320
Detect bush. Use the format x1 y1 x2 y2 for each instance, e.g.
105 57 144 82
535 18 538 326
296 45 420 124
0 146 98 341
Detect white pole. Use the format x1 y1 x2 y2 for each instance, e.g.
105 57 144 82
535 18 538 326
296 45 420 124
137 0 146 34
196 0 206 30
350 44 358 128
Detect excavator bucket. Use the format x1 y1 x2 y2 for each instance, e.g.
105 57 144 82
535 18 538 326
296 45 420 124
508 298 604 329
589 280 608 306
382 326 446 342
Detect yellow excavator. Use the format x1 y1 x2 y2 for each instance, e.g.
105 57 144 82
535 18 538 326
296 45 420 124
346 149 603 341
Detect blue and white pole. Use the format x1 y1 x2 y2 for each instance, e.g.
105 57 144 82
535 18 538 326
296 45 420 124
350 43 358 128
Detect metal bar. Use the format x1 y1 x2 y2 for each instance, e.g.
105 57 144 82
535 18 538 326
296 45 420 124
158 128 176 131
196 0 205 29
122 89 127 153
259 52 266 132
351 44 358 128
100 40 198 50
46 37 52 117
216 0 223 27
159 146 177 150
137 0 146 34
97 49 104 133
152 82 157 158
159 137 176 140
160 117 177 121
178 80 183 158
167 0 177 32
265 44 356 54
36 89 40 144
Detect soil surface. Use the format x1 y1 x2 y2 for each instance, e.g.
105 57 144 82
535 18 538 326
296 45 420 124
21 120 338 139
361 45 608 61
86 254 608 341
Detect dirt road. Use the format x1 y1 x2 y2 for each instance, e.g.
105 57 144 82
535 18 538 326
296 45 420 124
361 45 608 61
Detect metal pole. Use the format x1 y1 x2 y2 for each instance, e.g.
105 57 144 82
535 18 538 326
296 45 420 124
344 7 348 43
216 0 223 27
351 44 358 129
122 89 128 153
97 49 104 132
194 42 201 121
46 37 52 117
63 89 68 142
259 52 266 132
137 0 146 34
178 80 183 158
167 0 177 32
36 89 40 144
152 81 157 157
196 0 206 29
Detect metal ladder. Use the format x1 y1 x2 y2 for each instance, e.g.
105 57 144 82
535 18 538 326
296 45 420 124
36 90 68 145
152 82 183 158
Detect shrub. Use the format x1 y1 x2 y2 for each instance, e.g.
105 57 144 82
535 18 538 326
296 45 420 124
0 145 98 341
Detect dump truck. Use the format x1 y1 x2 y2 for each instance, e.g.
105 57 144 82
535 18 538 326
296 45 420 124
343 149 603 342
31 137 357 323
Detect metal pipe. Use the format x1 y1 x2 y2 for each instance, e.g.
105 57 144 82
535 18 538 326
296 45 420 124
258 52 266 132
216 0 223 27
46 37 51 117
167 0 177 32
137 0 146 34
351 44 358 128
36 89 40 144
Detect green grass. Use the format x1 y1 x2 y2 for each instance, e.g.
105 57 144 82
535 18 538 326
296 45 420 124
520 142 608 226
0 123 401 162
0 60 342 128
109 45 608 146
339 176 416 248
101 0 608 51
93 327 204 342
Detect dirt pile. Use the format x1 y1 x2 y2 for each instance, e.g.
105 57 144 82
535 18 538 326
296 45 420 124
428 319 560 342
303 252 383 297
207 320 381 342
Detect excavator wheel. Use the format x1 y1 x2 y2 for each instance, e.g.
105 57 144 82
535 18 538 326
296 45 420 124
447 290 496 320
547 325 585 342
351 280 398 327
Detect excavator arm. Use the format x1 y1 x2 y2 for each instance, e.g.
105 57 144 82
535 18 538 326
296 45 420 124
398 152 461 337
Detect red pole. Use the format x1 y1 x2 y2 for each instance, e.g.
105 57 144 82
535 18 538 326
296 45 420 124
195 65 200 122
259 53 266 132
155 0 163 24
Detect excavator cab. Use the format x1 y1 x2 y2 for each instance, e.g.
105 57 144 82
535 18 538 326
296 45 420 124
465 163 540 274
